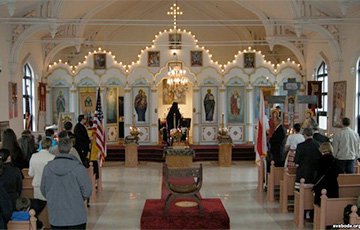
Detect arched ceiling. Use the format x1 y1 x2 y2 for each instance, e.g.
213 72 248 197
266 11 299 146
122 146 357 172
1 0 360 67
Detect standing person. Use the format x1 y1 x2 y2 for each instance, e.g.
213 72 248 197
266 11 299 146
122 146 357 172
313 142 340 206
0 185 13 229
28 138 55 201
268 115 286 167
0 148 22 209
294 128 322 186
74 114 90 166
313 126 329 145
41 137 92 229
18 130 36 166
204 89 215 121
1 128 27 170
332 117 360 174
285 123 305 152
88 120 99 180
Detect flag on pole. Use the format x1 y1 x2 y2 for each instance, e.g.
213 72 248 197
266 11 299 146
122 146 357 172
94 88 107 166
255 90 268 165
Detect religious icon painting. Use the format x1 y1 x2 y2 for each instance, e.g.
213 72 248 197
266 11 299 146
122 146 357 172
79 88 96 118
332 81 346 128
132 87 149 124
162 79 186 105
191 51 203 67
148 51 160 67
307 81 322 109
201 86 217 123
169 33 181 49
59 112 75 130
243 52 255 68
52 87 69 124
226 86 245 124
8 82 17 119
93 53 106 69
106 125 118 142
106 88 118 124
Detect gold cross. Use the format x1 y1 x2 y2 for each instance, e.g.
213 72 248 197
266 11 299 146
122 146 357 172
167 3 183 29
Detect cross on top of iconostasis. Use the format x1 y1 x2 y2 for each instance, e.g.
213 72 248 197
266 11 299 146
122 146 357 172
167 3 183 29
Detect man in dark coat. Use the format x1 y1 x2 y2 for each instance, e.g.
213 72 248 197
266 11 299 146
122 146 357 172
313 126 329 145
73 115 90 166
295 128 322 184
269 116 286 167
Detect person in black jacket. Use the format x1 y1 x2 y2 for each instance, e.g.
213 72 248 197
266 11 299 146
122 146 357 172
295 128 322 185
0 185 13 229
269 115 286 167
313 142 340 206
74 115 90 166
1 128 27 170
313 126 329 145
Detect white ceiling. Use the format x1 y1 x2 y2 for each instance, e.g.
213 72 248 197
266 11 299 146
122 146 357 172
1 0 360 66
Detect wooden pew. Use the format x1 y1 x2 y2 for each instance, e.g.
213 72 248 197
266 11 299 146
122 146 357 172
294 178 314 228
354 161 360 174
87 162 96 204
339 184 360 197
7 209 37 230
338 174 360 185
21 168 33 199
294 179 360 228
267 161 284 202
279 167 297 213
313 189 357 230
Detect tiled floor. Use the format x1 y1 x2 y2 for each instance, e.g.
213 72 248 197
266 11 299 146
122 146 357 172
87 161 313 229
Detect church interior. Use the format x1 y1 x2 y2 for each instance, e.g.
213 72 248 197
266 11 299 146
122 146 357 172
1 0 360 229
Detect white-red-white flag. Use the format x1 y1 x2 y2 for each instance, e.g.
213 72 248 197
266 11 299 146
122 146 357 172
255 90 268 165
94 88 107 166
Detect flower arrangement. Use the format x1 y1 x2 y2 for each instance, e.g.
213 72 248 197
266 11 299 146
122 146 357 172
129 126 140 137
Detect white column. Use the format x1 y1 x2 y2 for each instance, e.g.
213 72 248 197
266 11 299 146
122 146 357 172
274 82 280 96
192 85 200 144
246 85 254 143
69 84 77 114
46 86 52 125
150 86 158 144
219 86 226 125
124 87 132 137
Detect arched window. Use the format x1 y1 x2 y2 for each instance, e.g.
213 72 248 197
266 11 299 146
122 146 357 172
23 64 35 131
357 59 360 134
316 61 328 130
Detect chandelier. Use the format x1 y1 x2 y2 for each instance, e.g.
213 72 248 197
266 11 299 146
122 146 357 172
167 53 188 101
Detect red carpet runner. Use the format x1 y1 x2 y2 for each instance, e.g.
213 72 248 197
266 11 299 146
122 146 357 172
140 165 230 229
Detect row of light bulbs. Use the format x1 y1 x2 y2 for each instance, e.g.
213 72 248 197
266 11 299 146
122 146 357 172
48 29 301 74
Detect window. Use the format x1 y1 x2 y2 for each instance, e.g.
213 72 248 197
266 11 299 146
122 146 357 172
23 64 35 131
357 59 360 135
316 61 328 130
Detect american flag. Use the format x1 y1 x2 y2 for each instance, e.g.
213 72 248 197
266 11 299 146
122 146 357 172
94 88 107 166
